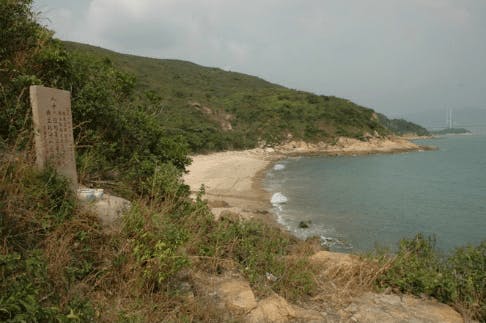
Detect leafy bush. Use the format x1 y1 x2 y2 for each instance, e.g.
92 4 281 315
377 234 485 321
122 203 190 291
447 243 486 320
65 52 191 190
118 194 317 301
0 251 60 322
1 0 191 198
0 0 48 142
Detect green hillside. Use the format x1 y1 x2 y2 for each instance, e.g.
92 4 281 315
431 128 471 135
63 41 393 152
377 114 430 136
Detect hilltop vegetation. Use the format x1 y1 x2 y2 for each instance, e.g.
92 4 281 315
63 41 395 152
1 1 484 322
378 114 430 136
431 128 471 135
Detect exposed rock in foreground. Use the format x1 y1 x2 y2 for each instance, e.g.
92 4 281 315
192 274 465 322
191 272 325 322
190 252 466 323
342 292 464 323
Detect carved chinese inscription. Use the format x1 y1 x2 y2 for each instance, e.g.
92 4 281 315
30 86 78 189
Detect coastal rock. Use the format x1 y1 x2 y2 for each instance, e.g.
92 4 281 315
309 251 465 322
246 293 324 323
192 273 258 314
274 136 428 155
343 292 464 323
191 260 465 323
216 279 258 313
192 272 325 322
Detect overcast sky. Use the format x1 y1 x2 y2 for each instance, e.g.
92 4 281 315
35 0 486 121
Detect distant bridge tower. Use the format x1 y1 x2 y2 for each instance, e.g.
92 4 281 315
446 108 453 129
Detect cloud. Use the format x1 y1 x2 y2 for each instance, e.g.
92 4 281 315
35 0 486 118
412 0 471 25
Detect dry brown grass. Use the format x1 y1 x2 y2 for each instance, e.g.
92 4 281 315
307 251 395 310
0 148 42 249
43 214 106 291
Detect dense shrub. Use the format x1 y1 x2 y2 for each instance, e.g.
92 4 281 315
122 204 190 291
0 251 61 322
0 0 191 195
377 234 486 321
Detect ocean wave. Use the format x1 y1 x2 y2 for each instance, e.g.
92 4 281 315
271 192 288 204
273 163 286 171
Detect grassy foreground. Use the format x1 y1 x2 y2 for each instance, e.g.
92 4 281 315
0 151 319 321
1 151 485 322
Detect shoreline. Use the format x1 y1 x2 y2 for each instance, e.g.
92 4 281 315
183 149 280 226
183 137 435 228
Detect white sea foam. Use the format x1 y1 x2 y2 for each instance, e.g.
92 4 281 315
271 192 288 204
273 163 286 171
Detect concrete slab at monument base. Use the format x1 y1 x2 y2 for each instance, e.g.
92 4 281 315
78 190 131 227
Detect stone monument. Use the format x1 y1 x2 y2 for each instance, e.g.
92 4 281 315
30 85 78 189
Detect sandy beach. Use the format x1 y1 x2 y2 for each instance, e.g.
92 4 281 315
183 136 432 221
184 149 277 220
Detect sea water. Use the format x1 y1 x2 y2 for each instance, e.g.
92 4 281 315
264 135 486 252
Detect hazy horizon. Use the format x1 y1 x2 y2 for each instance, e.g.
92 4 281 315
35 0 486 128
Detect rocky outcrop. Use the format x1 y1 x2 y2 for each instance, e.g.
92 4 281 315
341 292 464 323
214 278 258 314
309 251 467 323
275 136 434 156
195 273 466 322
190 102 234 131
186 252 468 323
246 293 323 323
191 272 326 322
